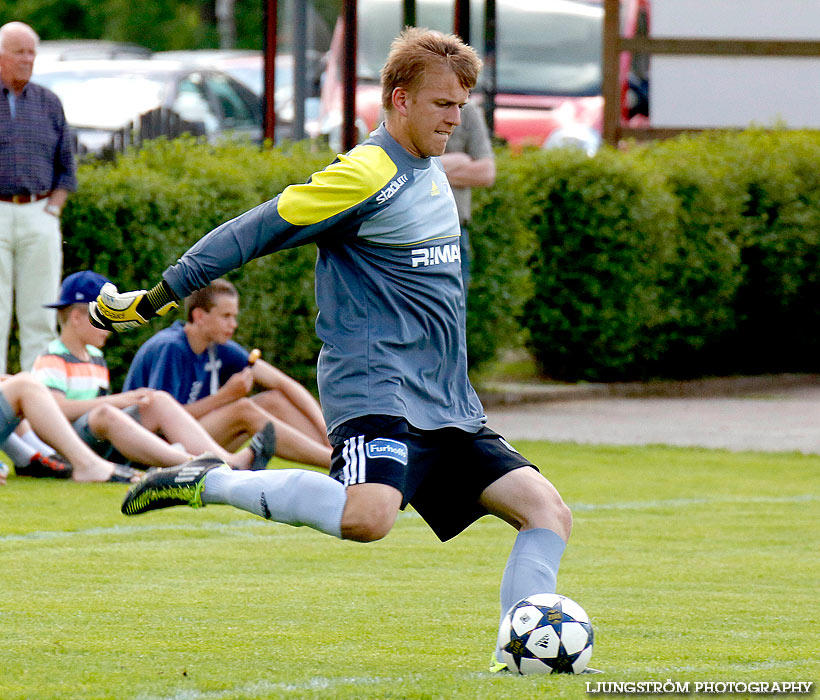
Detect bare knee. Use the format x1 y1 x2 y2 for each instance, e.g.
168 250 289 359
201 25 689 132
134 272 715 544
524 477 572 538
253 389 287 414
142 390 175 410
87 404 120 434
15 372 46 396
342 504 398 541
340 485 402 542
15 372 38 387
546 494 573 540
136 390 174 421
1 373 46 410
234 397 264 422
481 468 573 541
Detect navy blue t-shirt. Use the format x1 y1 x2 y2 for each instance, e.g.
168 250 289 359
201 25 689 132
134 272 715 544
123 321 249 404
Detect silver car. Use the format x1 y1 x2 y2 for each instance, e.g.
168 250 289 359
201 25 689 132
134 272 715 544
33 59 262 155
153 49 323 139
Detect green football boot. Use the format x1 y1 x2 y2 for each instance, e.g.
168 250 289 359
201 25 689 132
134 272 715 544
121 454 224 515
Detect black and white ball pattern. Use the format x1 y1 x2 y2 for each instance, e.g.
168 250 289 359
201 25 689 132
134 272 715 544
497 593 594 675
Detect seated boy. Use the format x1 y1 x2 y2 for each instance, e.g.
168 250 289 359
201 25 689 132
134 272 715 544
31 271 276 471
123 279 331 469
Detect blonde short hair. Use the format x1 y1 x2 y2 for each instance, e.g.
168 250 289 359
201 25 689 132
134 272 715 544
381 27 482 112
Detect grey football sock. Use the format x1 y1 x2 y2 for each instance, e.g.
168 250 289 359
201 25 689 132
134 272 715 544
202 466 346 538
499 528 566 626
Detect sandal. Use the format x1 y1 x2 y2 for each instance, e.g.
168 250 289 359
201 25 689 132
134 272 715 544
107 464 142 483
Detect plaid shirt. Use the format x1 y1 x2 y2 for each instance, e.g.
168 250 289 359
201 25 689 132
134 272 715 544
0 79 77 195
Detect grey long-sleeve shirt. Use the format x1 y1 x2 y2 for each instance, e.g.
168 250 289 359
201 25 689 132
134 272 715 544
164 125 486 433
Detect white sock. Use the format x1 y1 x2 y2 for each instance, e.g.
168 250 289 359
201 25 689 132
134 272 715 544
1 433 38 466
202 466 347 538
20 430 56 457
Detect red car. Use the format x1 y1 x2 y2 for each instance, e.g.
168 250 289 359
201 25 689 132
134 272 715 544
319 0 650 153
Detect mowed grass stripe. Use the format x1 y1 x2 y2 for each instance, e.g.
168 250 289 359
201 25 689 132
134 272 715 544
1 492 817 543
1 442 818 700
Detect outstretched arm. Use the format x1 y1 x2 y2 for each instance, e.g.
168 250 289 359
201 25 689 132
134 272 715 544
89 144 398 332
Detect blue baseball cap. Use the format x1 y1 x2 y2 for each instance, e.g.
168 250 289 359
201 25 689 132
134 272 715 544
44 270 110 309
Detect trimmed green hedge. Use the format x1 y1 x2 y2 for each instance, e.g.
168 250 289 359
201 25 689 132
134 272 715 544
62 137 532 390
638 130 820 375
59 130 820 389
515 147 680 381
520 129 820 381
466 148 536 367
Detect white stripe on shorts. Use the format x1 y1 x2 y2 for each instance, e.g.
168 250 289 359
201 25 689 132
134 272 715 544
356 435 366 483
341 435 367 486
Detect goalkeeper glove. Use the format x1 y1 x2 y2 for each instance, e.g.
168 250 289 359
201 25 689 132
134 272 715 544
89 281 178 332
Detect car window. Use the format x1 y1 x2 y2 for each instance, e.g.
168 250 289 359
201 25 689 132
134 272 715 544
223 65 265 96
356 0 603 96
173 77 219 133
34 71 165 128
494 2 602 96
204 74 259 128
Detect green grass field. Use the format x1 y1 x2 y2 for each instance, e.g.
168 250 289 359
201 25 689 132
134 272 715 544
1 442 818 700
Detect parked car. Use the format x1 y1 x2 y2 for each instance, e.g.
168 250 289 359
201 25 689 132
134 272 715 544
35 40 152 68
319 0 650 153
153 49 323 138
32 59 262 155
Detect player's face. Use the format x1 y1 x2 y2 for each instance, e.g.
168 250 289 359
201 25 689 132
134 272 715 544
0 29 36 91
394 65 468 158
198 294 239 345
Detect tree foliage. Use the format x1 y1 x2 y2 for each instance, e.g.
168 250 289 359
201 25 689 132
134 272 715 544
1 0 341 51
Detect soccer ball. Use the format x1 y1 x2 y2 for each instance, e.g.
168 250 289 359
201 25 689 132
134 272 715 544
497 593 594 675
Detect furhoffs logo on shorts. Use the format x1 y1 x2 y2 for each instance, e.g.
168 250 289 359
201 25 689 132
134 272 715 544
365 438 408 465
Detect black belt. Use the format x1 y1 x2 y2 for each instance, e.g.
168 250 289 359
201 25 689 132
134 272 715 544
0 192 51 204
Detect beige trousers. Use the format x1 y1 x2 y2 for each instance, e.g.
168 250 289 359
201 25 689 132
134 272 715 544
0 199 62 372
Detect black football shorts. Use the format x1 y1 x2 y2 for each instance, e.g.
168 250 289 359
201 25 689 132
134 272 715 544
329 414 537 541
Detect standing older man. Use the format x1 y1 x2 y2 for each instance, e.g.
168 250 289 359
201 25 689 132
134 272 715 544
0 21 76 372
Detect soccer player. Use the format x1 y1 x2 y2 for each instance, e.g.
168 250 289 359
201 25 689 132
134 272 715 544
90 28 572 671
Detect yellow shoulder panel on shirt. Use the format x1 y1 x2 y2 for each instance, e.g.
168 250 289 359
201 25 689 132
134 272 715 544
278 145 398 226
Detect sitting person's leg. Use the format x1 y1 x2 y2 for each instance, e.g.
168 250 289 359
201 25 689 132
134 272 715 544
134 391 272 470
17 420 60 458
0 373 137 482
197 398 331 469
2 431 37 464
84 403 192 468
0 383 21 487
251 389 330 446
1 427 72 478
